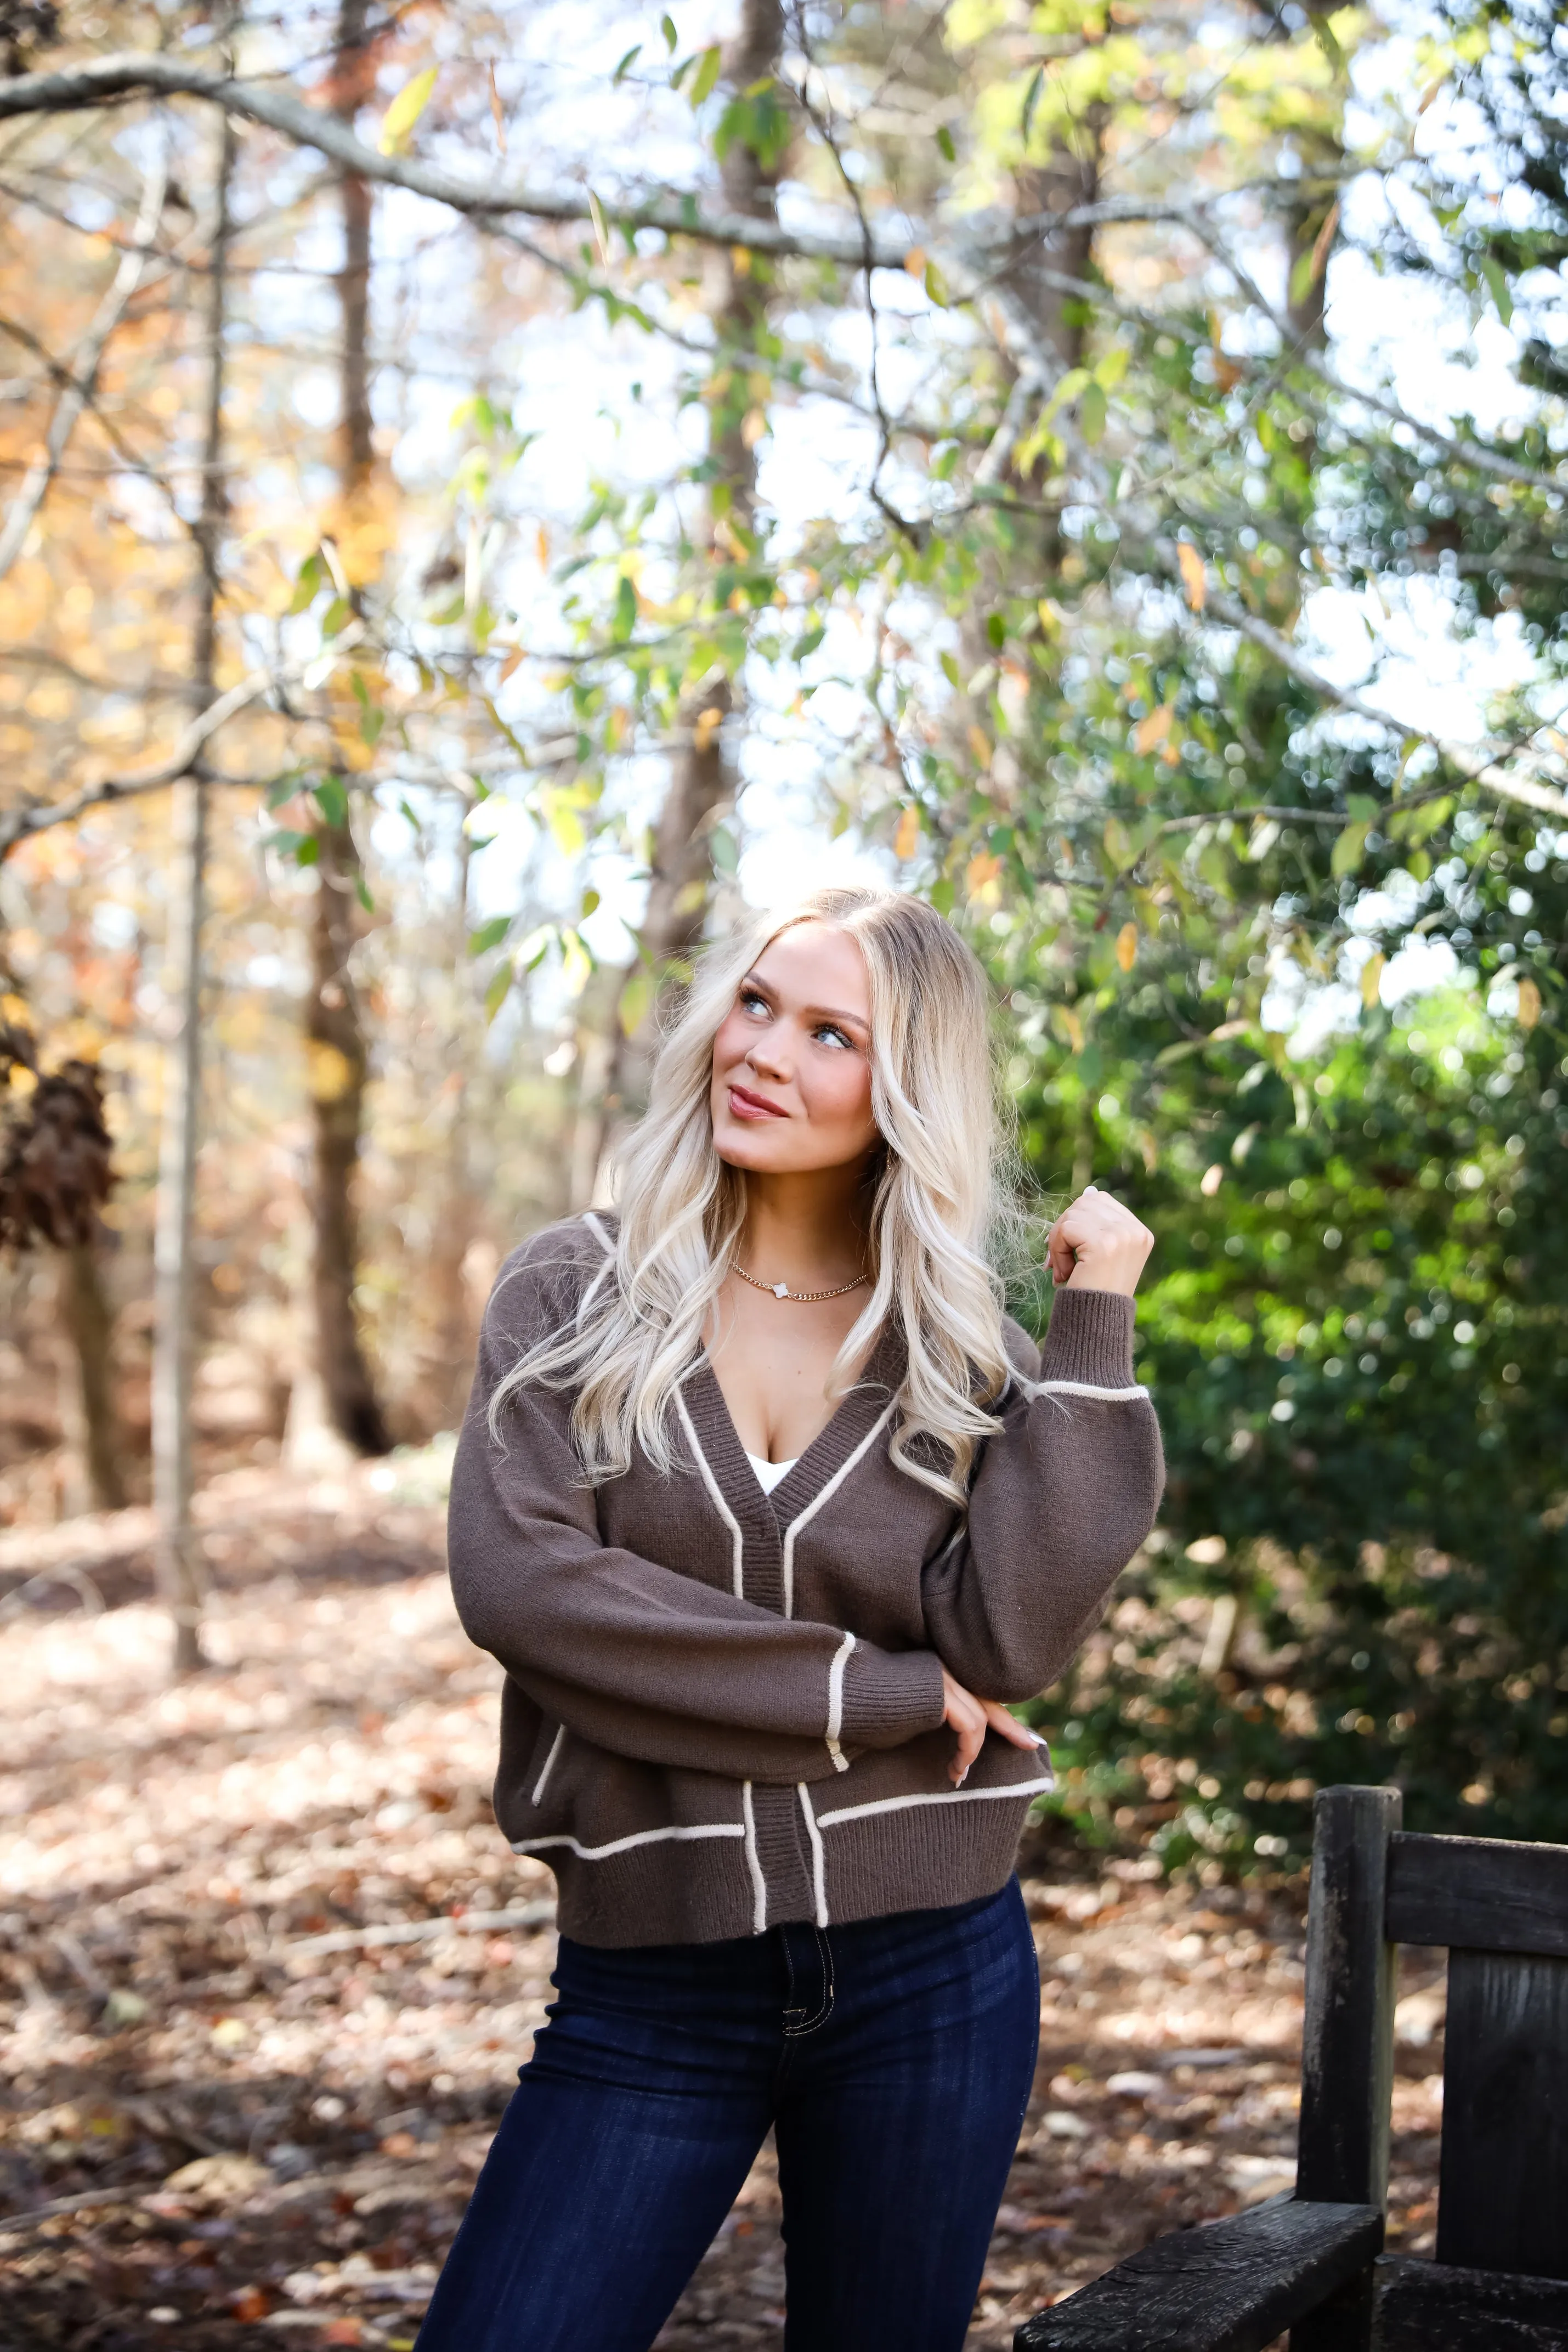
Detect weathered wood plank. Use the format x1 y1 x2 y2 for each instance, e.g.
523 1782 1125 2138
1012 2199 1382 2352
1437 1947 1568 2278
1386 1829 1568 1961
1377 2254 1568 2352
1295 1785 1400 2210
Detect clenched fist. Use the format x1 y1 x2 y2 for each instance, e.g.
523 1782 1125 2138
1046 1185 1153 1297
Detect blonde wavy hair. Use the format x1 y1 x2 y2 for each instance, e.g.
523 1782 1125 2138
490 885 1022 1504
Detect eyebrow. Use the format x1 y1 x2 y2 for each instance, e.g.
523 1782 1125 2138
739 973 870 1034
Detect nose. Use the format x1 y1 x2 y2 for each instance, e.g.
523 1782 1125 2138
746 1029 791 1082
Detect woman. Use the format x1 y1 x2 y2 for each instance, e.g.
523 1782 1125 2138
420 885 1161 2352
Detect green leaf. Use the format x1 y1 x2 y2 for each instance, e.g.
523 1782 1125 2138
1331 819 1372 879
355 875 375 914
1079 380 1107 443
268 828 308 857
469 916 512 956
484 963 514 1020
793 624 825 660
940 651 962 690
294 835 320 868
312 777 348 827
1020 64 1045 146
986 612 1006 650
321 596 352 638
1479 255 1513 326
689 43 722 105
936 124 955 163
266 772 305 810
612 43 641 82
924 259 950 308
619 969 652 1037
661 12 677 50
286 555 323 618
613 573 638 642
709 823 739 874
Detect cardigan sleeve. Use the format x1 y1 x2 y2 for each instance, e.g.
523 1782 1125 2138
919 1286 1165 1703
446 1235 947 1784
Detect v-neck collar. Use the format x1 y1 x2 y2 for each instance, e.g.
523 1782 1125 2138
683 1319 906 1527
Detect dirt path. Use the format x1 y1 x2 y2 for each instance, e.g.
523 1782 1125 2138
0 1464 1444 2348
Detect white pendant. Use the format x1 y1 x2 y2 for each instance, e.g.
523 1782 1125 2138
772 1282 789 1298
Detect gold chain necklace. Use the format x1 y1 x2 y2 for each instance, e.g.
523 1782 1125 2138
733 1262 869 1304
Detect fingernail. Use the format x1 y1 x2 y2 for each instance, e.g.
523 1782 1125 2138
1029 1733 1049 1748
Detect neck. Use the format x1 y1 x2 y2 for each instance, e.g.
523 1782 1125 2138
738 1164 870 1287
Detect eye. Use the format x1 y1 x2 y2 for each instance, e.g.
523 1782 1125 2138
813 1023 854 1051
739 987 769 1018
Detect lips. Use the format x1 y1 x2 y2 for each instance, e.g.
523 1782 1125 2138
727 1083 787 1120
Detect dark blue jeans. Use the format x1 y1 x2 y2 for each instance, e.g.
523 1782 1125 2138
416 1876 1040 2352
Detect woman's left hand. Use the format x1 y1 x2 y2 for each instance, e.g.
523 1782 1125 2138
1046 1185 1154 1297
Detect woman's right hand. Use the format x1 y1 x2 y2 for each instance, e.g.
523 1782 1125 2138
940 1666 1047 1786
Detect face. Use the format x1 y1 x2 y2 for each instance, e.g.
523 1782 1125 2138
709 921 880 1175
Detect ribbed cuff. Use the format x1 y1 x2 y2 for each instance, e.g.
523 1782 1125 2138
839 1644 948 1750
1038 1284 1137 1389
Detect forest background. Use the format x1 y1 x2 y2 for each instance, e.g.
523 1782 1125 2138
1 0 1565 1880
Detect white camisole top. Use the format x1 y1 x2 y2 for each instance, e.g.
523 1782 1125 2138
745 1452 799 1496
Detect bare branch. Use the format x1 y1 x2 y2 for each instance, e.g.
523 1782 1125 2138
0 636 362 862
0 146 167 583
1141 538 1568 823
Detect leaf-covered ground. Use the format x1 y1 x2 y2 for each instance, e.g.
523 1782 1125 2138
0 1460 1445 2349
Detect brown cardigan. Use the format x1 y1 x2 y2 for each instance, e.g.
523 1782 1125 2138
448 1213 1164 1948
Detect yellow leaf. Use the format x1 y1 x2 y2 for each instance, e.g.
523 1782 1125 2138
1176 541 1207 612
903 246 927 279
740 406 768 449
1133 702 1174 755
893 805 921 861
1116 920 1138 974
1516 975 1542 1030
378 65 439 155
488 61 506 154
966 851 1002 899
966 723 992 770
1360 951 1385 1009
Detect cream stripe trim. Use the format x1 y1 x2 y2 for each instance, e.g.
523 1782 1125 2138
675 1388 747 1601
530 1724 567 1807
814 1774 1056 1830
510 1822 746 1862
1034 1378 1155 1403
581 1210 614 1256
825 1629 856 1772
741 1781 767 1935
779 1399 898 1620
797 1784 830 1928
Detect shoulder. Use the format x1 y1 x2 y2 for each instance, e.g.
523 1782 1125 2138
1000 1312 1041 1386
485 1212 619 1343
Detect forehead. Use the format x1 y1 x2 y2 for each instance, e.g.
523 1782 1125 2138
750 921 870 1015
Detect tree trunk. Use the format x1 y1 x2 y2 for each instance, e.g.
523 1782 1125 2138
588 0 784 1184
301 0 390 1456
60 1236 126 1512
151 109 234 1676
